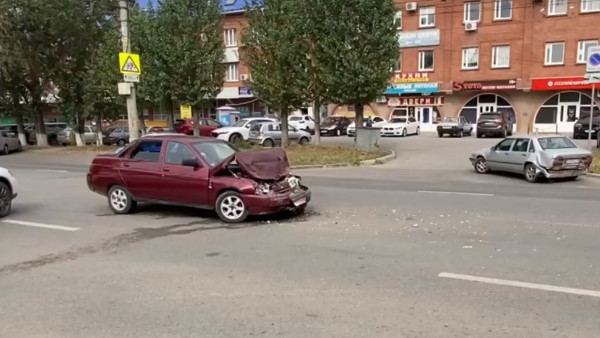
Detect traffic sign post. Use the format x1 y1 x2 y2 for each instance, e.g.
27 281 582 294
586 46 600 149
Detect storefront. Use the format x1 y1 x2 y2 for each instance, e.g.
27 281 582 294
385 72 441 132
531 77 599 133
453 80 518 133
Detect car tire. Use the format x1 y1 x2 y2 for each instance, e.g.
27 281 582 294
299 137 309 145
229 133 242 144
524 163 539 183
402 129 407 137
108 185 137 214
117 139 126 146
294 205 307 216
502 129 507 138
262 138 275 148
476 132 482 138
416 127 420 135
215 191 248 223
336 129 341 136
458 130 463 138
474 157 489 174
468 128 473 136
17 141 22 152
438 132 443 138
0 181 12 218
2 145 7 155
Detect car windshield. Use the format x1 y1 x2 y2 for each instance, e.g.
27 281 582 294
537 137 577 150
324 117 342 123
289 116 303 121
479 114 500 120
390 117 407 123
233 119 249 127
443 117 459 123
192 141 237 167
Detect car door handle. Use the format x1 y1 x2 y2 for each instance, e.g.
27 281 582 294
123 163 130 167
521 154 527 157
163 167 170 172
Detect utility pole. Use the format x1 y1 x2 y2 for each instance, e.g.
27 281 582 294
119 0 140 142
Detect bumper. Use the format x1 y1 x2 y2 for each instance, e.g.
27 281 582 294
57 135 70 144
213 133 230 141
573 129 598 139
247 137 265 145
477 128 504 135
543 168 588 178
438 126 460 134
243 186 311 215
381 130 403 136
347 129 355 136
319 129 338 135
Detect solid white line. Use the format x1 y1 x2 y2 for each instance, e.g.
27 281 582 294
418 190 494 197
1 219 80 232
36 169 70 173
438 272 600 298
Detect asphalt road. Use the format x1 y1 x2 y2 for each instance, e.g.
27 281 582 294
1 138 599 337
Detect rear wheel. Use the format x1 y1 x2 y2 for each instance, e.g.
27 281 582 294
416 127 420 135
216 191 248 223
229 133 242 144
468 128 473 136
524 163 539 183
502 129 507 138
108 185 137 214
0 181 12 218
262 138 275 148
476 132 482 138
437 132 443 138
117 139 126 146
299 137 309 145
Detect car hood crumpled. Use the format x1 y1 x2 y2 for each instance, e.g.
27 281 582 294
235 148 291 181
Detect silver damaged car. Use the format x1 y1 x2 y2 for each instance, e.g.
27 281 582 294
469 135 593 183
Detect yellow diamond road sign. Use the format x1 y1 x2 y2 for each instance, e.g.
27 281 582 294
119 53 141 75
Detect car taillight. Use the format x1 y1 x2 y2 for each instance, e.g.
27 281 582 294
552 157 565 169
497 119 504 125
109 133 114 137
582 155 593 166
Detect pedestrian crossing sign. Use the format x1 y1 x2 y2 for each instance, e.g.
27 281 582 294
119 53 141 75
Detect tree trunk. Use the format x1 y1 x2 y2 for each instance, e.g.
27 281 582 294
312 100 321 145
138 105 146 135
12 92 28 147
73 116 85 147
165 96 174 131
32 96 48 147
280 108 290 148
192 107 200 136
96 111 103 146
354 103 364 130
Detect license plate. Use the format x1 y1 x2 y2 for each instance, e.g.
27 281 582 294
320 130 327 133
288 177 299 189
566 159 579 165
293 197 306 207
443 127 451 129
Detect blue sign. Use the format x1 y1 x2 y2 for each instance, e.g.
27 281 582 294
590 53 600 66
219 113 231 126
385 82 439 94
238 87 252 96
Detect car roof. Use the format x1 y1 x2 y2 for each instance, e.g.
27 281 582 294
139 133 223 142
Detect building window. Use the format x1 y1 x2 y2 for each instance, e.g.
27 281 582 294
545 42 565 65
461 47 479 70
494 0 512 20
464 2 481 22
419 7 435 28
577 40 599 63
226 63 238 82
225 29 236 47
582 0 600 13
418 50 434 71
548 0 567 15
492 45 511 68
394 11 402 30
394 52 402 72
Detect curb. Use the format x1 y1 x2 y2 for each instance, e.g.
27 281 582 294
586 172 600 179
290 151 396 170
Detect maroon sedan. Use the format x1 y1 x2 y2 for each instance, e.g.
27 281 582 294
174 118 222 137
87 135 311 223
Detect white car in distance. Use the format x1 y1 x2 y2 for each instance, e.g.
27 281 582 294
380 116 421 137
0 167 18 217
288 115 315 133
346 116 387 137
211 117 276 143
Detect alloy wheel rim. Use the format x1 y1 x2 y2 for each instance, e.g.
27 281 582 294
110 189 128 211
526 166 536 180
476 159 487 172
0 186 10 213
220 196 245 220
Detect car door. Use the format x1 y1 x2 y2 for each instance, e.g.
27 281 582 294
84 126 96 144
118 139 164 200
486 138 515 172
288 125 300 142
505 138 530 173
407 117 418 134
159 141 210 206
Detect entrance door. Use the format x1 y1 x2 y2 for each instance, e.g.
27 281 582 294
416 107 434 131
558 104 579 133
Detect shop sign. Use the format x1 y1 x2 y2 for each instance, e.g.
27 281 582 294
398 29 440 48
392 72 430 83
385 82 439 94
531 77 593 91
453 79 517 91
388 96 444 107
238 87 253 96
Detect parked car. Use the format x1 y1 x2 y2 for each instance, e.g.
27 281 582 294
57 126 97 145
0 166 18 217
86 135 311 223
248 122 311 147
288 115 315 133
103 127 141 146
476 112 513 138
174 118 222 136
319 116 351 136
437 117 473 138
573 116 600 139
346 116 387 137
147 126 168 134
211 117 276 143
470 135 592 183
0 124 33 143
380 116 420 137
0 130 22 154
28 122 68 145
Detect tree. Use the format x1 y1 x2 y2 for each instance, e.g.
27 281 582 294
154 0 226 135
242 0 309 146
318 0 398 132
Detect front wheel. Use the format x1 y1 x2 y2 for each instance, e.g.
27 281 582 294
524 163 539 183
108 185 137 214
216 191 248 223
0 181 12 217
474 157 489 174
402 129 407 137
416 127 420 135
117 139 126 146
262 138 275 148
437 132 443 138
229 133 242 144
299 137 309 145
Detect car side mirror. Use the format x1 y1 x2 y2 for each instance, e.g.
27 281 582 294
491 146 496 151
181 158 201 167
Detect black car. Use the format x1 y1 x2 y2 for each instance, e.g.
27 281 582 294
319 116 351 136
573 116 600 139
476 112 513 138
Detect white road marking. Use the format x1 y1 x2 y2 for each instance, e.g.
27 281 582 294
36 169 70 173
1 219 80 232
438 272 600 298
418 190 494 197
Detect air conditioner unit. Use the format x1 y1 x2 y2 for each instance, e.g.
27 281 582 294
240 74 249 81
376 96 387 103
465 21 478 31
405 2 417 11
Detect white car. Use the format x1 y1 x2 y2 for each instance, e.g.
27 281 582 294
0 130 22 154
288 115 315 132
0 167 18 217
380 116 421 137
347 116 387 137
211 117 276 143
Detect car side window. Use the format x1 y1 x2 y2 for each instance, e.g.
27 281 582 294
511 139 529 152
528 141 536 153
497 139 515 151
206 120 220 126
165 141 195 165
408 117 417 123
374 117 383 123
130 140 162 162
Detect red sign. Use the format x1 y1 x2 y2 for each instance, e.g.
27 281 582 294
531 77 592 91
453 79 517 91
388 96 444 107
392 72 430 83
